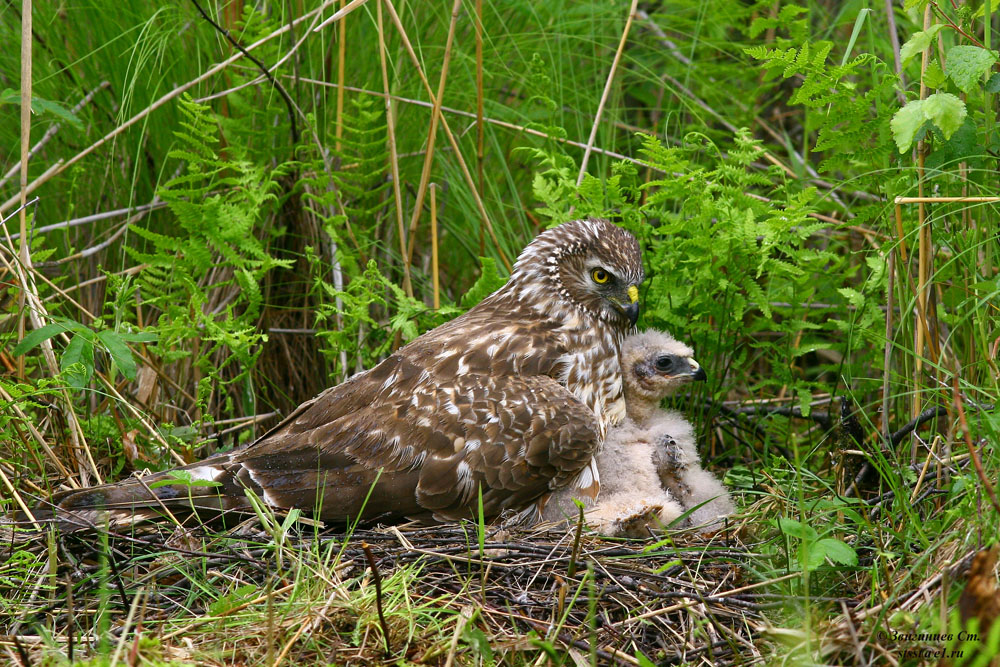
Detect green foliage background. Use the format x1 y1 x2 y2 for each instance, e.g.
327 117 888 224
1 0 999 663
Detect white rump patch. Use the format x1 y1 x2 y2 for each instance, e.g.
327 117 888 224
565 458 600 500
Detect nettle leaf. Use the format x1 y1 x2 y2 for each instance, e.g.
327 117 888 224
891 93 968 153
946 46 998 93
923 92 967 139
776 517 819 541
814 538 859 566
923 60 947 89
890 99 927 153
801 543 828 571
899 24 945 65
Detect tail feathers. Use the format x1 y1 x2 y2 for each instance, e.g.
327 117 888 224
26 454 260 532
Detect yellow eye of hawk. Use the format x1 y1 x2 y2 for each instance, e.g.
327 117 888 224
591 268 610 284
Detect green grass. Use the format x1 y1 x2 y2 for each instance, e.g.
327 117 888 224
2 0 1000 664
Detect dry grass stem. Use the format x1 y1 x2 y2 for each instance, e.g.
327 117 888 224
380 0 511 271
375 0 413 299
404 0 462 268
576 0 639 187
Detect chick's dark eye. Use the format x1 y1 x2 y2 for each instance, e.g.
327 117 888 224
591 268 610 284
654 355 674 372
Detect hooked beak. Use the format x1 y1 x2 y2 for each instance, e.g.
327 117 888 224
690 358 707 382
623 284 640 326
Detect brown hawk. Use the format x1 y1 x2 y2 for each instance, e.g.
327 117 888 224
42 218 644 529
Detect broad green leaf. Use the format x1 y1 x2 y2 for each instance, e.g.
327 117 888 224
13 322 72 356
946 46 998 93
0 90 82 128
890 99 926 153
60 334 95 389
923 93 967 139
97 329 138 381
776 516 818 541
636 651 659 667
462 624 494 666
815 538 859 566
899 24 945 65
30 96 84 128
801 543 828 571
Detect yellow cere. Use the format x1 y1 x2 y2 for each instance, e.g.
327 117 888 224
627 285 638 303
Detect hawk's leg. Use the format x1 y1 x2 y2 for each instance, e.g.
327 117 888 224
655 434 692 497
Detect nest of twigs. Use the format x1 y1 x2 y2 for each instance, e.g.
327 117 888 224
2 515 770 665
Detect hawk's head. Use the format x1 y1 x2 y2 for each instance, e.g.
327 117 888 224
622 329 706 406
510 219 644 329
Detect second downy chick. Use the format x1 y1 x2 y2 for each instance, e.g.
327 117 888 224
543 329 713 536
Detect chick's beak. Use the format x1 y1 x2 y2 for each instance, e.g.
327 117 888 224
623 284 640 326
690 358 707 382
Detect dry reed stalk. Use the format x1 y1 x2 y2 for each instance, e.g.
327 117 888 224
18 0 31 381
952 374 1000 517
475 0 485 254
380 0 511 271
912 3 933 428
431 183 440 309
335 0 346 155
0 383 76 484
893 202 908 262
313 0 367 32
2 220 95 485
576 0 639 187
404 0 462 268
0 466 41 530
293 77 651 165
896 196 1000 203
882 248 895 446
375 0 413 299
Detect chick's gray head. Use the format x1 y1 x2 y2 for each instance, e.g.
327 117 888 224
622 329 706 409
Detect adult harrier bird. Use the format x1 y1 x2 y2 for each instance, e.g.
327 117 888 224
41 218 644 530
